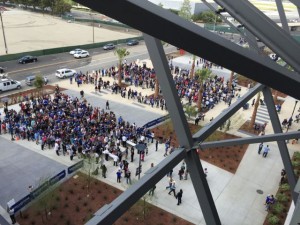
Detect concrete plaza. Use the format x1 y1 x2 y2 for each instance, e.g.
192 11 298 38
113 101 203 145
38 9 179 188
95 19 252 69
0 68 299 224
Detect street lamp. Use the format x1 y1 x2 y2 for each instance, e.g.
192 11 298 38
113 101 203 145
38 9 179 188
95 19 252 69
135 143 146 180
89 11 95 43
0 9 8 54
286 100 298 142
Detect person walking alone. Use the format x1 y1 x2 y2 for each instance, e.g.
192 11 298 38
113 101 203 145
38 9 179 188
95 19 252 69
263 145 270 158
176 189 183 205
106 100 110 110
168 179 176 197
258 143 263 154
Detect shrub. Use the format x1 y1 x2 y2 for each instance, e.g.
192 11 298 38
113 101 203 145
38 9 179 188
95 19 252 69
280 184 290 191
31 221 36 225
83 201 88 207
68 189 74 194
56 196 60 201
76 206 80 212
60 214 64 219
294 151 300 160
65 220 71 225
276 193 288 202
65 196 68 201
64 203 69 208
268 214 280 225
103 195 108 200
78 196 82 201
273 203 284 214
52 205 57 210
292 160 300 167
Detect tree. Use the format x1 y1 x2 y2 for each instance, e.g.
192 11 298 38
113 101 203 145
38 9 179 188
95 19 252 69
178 0 192 21
154 77 159 98
195 68 212 112
193 10 222 23
33 75 44 96
114 47 130 86
228 71 234 93
190 55 196 79
52 0 72 15
249 92 261 129
184 104 198 120
158 2 163 8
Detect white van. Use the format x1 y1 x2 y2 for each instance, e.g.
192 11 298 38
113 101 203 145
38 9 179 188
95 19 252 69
0 79 21 92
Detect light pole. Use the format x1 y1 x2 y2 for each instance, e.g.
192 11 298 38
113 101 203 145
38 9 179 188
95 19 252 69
286 100 298 142
0 10 8 54
213 14 217 32
135 143 146 180
89 12 94 43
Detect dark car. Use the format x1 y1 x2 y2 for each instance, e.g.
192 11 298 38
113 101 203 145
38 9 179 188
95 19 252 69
25 75 48 86
126 39 139 46
103 43 115 50
18 55 38 64
0 67 4 74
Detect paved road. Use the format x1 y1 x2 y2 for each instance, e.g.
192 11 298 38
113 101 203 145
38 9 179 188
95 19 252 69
0 44 177 98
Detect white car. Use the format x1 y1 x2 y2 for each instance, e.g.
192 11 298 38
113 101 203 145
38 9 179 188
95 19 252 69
55 68 76 79
69 49 83 55
74 50 89 58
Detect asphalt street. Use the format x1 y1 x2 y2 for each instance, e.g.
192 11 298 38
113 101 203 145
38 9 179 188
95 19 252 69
0 43 177 98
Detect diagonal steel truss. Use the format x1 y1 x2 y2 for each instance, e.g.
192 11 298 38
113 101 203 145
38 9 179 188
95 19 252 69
72 0 300 224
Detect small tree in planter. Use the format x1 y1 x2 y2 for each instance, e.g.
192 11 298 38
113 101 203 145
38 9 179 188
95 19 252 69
82 156 98 197
33 75 44 97
268 214 280 225
184 104 198 121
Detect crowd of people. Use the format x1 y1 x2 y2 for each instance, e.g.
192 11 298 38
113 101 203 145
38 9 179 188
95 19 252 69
0 88 153 169
70 59 238 116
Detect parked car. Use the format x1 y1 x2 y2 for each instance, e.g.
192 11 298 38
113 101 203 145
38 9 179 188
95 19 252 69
0 67 4 74
25 75 48 86
55 68 76 79
74 50 89 58
126 39 139 46
103 43 115 50
0 78 21 92
69 49 83 55
18 55 37 64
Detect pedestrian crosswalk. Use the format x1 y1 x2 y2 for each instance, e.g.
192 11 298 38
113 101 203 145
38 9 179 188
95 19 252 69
254 105 270 125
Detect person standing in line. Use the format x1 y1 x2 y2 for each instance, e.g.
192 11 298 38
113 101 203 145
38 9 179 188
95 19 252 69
168 179 176 197
263 145 270 158
101 164 107 178
184 169 189 180
54 141 60 156
130 147 134 162
125 169 132 184
166 177 173 190
149 185 156 196
106 100 110 110
176 189 183 205
204 168 208 177
116 169 122 183
258 143 264 154
155 139 158 151
9 207 16 224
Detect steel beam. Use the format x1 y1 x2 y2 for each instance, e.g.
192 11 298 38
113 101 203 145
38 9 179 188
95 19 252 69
214 0 300 73
201 0 260 52
198 131 300 149
193 84 264 143
144 34 221 225
143 34 193 148
85 148 186 225
275 0 290 33
75 0 300 100
263 87 298 203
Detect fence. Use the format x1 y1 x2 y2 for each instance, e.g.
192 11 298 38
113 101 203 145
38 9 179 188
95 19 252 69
141 114 170 129
9 161 83 213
